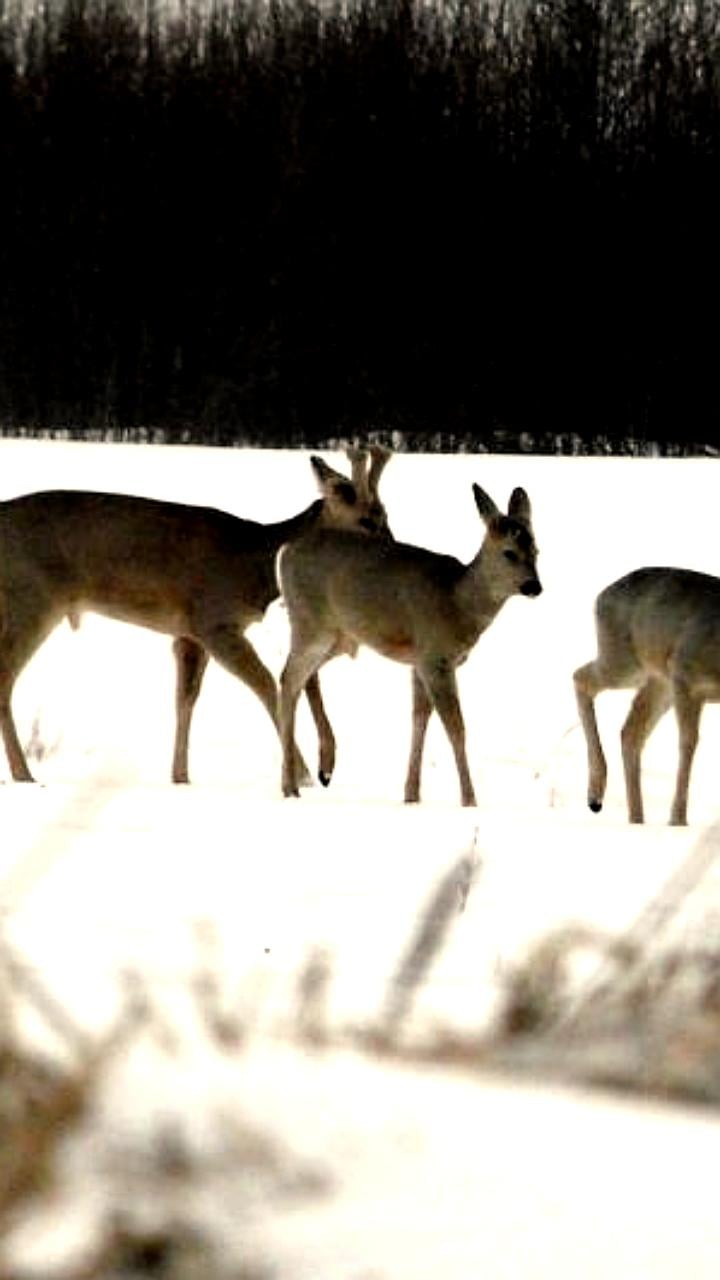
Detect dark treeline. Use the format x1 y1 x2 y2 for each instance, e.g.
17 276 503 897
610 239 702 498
0 0 718 453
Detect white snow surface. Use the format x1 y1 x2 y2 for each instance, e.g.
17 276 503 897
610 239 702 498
1 438 720 1277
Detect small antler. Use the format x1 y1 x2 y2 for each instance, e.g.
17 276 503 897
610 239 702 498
367 444 392 497
345 444 370 498
345 442 392 500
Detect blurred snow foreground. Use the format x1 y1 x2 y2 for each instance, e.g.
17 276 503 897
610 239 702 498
3 825 720 1280
4 442 720 1276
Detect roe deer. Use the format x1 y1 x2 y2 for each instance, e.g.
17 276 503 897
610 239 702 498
574 566 720 826
0 446 392 784
278 482 542 806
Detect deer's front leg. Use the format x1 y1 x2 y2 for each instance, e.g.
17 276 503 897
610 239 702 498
419 658 476 807
404 668 433 804
201 627 312 785
573 662 608 813
172 637 209 784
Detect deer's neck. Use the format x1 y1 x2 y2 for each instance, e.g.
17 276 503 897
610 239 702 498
456 545 511 633
266 499 324 551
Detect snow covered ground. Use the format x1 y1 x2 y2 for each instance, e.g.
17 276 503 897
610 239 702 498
2 437 720 1278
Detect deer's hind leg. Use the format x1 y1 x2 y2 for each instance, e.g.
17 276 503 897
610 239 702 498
621 676 671 824
0 590 62 781
280 635 338 798
304 672 336 787
302 636 359 788
574 611 643 815
669 678 703 827
0 694 34 782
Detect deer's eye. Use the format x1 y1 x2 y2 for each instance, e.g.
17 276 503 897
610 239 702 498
503 549 519 564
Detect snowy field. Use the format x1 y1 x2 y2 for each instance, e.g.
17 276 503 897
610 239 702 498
2 437 720 1277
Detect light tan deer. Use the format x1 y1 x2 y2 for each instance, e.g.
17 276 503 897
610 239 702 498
0 446 392 784
574 566 720 826
278 482 542 806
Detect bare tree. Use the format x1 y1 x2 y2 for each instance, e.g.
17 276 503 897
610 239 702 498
0 447 391 784
278 482 541 806
574 566 720 825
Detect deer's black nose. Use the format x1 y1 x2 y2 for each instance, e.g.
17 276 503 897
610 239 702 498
521 578 542 597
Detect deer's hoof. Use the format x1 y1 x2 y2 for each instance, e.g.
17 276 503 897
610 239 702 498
589 799 602 813
318 771 332 788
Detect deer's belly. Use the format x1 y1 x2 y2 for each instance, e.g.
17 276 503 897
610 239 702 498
369 634 416 664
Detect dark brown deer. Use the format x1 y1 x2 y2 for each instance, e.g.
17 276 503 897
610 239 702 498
0 446 392 784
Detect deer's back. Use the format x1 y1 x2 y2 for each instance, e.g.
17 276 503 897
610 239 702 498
0 490 282 631
283 529 462 605
598 567 720 681
282 530 472 660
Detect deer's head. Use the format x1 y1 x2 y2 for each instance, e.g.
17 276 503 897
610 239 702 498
310 445 392 537
473 483 542 600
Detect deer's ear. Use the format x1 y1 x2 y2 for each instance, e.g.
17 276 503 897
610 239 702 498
508 487 531 524
473 484 500 525
310 455 346 492
310 457 359 511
